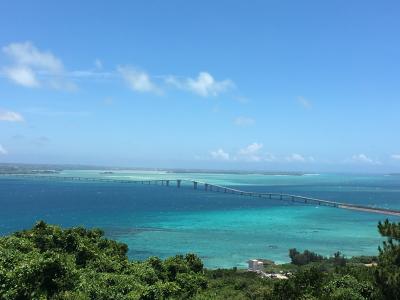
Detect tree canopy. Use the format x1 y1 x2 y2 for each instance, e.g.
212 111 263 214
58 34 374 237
0 221 206 299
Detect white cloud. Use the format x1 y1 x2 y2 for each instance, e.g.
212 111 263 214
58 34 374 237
351 153 379 164
234 116 255 126
0 109 24 122
117 66 160 94
238 142 263 161
166 72 234 97
0 144 7 155
297 96 312 109
210 148 230 161
2 41 75 90
239 142 263 155
3 41 63 72
3 66 39 87
391 154 400 160
207 145 317 164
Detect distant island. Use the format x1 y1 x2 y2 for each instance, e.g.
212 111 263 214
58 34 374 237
0 163 307 176
0 164 61 175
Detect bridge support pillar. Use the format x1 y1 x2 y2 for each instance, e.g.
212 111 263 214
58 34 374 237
177 180 181 188
193 181 198 189
280 194 282 200
166 180 169 186
269 194 272 199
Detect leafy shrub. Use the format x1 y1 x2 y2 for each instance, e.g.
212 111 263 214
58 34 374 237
289 248 324 266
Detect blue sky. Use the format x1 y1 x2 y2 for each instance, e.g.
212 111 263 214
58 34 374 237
0 0 400 172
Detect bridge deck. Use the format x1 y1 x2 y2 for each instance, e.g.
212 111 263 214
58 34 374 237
2 175 400 217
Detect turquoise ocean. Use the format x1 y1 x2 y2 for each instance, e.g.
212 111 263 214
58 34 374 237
1 170 399 268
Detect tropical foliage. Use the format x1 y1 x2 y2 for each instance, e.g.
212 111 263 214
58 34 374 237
375 219 400 300
0 221 206 299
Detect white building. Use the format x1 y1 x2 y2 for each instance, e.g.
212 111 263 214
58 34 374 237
248 259 264 271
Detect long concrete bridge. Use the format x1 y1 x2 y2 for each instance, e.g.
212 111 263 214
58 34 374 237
3 175 400 217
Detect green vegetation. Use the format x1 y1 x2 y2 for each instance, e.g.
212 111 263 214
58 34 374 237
289 248 324 266
0 219 399 299
0 221 206 299
375 219 400 299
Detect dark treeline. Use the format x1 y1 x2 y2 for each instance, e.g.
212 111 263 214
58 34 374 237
0 219 399 299
288 248 348 267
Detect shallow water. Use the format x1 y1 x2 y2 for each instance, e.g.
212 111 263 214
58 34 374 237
0 171 399 268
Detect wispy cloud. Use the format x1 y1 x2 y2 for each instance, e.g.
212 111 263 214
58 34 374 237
286 153 305 162
166 72 234 97
234 116 255 127
94 59 103 70
286 153 315 163
297 96 312 109
391 154 400 160
117 66 161 94
210 148 230 161
264 153 277 162
3 41 62 72
351 153 380 165
66 70 115 80
2 41 76 90
23 107 90 117
238 142 264 161
0 109 24 122
0 144 7 155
